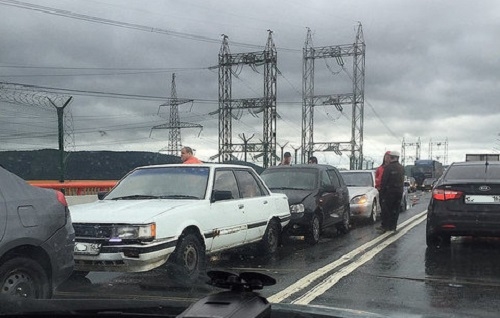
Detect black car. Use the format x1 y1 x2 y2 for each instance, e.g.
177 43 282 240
260 164 350 245
426 161 500 247
0 166 75 298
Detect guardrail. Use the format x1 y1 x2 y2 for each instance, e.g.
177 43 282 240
28 180 117 196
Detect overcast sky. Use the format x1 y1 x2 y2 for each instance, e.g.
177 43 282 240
0 0 499 168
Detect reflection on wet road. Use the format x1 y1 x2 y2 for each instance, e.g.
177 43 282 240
57 191 500 317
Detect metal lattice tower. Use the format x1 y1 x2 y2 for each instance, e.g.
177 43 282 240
216 31 277 167
429 138 448 164
401 137 422 166
301 23 366 169
152 74 201 155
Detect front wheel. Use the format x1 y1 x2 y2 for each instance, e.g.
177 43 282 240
337 207 351 234
369 200 377 224
168 233 205 284
305 214 321 245
0 257 51 299
260 219 280 254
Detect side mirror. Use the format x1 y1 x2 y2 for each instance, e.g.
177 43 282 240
211 190 233 203
97 191 108 200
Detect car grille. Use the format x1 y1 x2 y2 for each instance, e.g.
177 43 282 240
74 223 113 239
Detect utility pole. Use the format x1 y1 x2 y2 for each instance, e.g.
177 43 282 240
277 141 289 163
290 144 302 165
301 23 365 168
151 74 201 155
0 82 74 182
238 133 255 162
48 97 73 183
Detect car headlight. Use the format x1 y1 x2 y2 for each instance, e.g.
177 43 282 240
351 195 368 205
110 223 156 242
290 204 305 214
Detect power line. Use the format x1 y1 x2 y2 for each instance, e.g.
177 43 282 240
0 0 299 52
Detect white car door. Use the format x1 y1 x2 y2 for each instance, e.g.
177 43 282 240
234 169 272 244
208 169 248 252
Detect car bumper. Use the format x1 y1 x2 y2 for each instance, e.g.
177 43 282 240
74 239 177 272
284 212 317 235
427 211 500 237
43 221 75 288
349 203 372 219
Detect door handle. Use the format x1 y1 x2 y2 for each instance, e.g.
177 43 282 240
239 204 244 209
263 200 268 204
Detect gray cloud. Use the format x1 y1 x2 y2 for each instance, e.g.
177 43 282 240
1 0 499 168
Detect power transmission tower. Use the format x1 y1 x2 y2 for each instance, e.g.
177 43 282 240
151 74 201 155
301 23 365 169
401 137 421 166
214 31 278 167
0 82 74 182
429 138 448 164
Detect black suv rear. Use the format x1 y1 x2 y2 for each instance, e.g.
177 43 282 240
261 164 350 244
0 166 75 298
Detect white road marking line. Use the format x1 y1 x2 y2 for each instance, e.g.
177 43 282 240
291 213 427 305
267 210 428 303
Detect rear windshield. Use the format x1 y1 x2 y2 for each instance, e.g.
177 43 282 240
261 169 318 190
445 164 500 180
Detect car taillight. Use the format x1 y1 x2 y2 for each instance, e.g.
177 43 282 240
56 190 68 207
432 189 463 201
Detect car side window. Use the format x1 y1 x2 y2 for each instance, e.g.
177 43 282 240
327 169 341 188
213 170 240 199
320 170 333 187
234 170 263 198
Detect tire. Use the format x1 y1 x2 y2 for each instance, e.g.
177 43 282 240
0 257 51 299
305 214 321 245
369 200 377 224
260 219 280 254
168 233 205 284
337 207 351 234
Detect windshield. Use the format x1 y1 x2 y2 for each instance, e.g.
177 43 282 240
340 172 373 187
105 166 209 200
261 169 318 190
2 1 499 317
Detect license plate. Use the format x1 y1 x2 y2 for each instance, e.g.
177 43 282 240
74 242 101 255
465 195 500 204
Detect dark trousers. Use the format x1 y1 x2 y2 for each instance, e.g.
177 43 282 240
380 192 402 230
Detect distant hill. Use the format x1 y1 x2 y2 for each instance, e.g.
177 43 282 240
0 149 265 180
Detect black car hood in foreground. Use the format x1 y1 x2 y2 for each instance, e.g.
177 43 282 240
270 188 315 205
0 298 389 318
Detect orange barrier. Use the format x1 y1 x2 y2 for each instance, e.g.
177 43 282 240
28 180 118 196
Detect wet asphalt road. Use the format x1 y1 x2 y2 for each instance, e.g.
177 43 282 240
57 191 500 317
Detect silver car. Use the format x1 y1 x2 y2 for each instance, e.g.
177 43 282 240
340 170 380 223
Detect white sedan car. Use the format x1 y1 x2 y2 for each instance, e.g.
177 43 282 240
339 170 380 223
70 164 290 283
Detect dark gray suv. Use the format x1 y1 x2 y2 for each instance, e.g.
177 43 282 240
261 164 350 245
0 166 75 298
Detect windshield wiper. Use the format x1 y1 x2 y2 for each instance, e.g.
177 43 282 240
159 195 200 199
110 195 161 200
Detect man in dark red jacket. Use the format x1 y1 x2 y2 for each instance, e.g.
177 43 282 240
378 151 404 233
